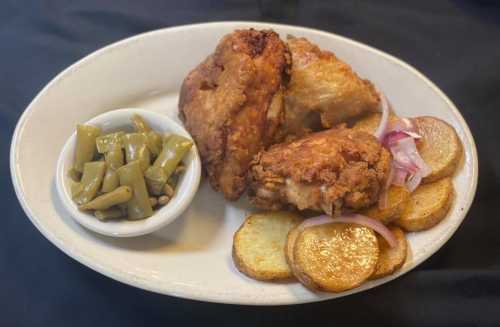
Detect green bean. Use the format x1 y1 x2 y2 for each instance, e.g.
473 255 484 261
117 161 153 220
73 161 106 205
144 166 168 195
74 124 101 173
131 114 152 133
145 131 163 157
95 131 124 154
123 133 151 172
152 134 192 180
68 168 82 182
101 144 124 192
94 207 124 221
79 186 133 210
70 181 84 198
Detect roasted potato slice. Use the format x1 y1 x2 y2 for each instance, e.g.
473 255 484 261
414 116 463 183
370 226 408 280
293 223 379 292
351 112 399 134
233 211 302 281
361 186 411 224
395 177 454 232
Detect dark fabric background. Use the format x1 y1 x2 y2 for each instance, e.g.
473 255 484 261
2 0 499 326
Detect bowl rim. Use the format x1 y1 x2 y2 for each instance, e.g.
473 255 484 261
55 108 202 237
9 21 478 305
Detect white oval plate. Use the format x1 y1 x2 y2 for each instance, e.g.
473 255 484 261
10 22 478 305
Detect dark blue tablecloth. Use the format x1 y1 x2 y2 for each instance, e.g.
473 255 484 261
2 1 499 326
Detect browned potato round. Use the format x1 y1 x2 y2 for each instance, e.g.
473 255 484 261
293 223 379 292
414 116 463 183
395 177 454 232
233 211 302 281
370 226 408 280
361 186 410 224
351 112 399 134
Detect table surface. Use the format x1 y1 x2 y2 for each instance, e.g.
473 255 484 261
2 1 499 326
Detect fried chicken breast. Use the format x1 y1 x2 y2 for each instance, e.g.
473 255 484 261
249 126 391 215
179 29 290 200
283 36 381 136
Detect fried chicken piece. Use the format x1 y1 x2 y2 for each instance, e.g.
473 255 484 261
283 36 381 137
249 126 391 215
179 29 290 200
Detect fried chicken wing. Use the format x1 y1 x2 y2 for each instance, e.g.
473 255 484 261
179 29 290 200
283 36 380 136
249 126 391 215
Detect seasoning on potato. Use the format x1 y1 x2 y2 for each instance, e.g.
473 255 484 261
69 114 191 221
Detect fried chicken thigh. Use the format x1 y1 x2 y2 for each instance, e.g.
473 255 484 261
179 29 290 200
249 126 391 215
283 37 381 136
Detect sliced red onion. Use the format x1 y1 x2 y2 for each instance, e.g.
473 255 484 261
374 89 390 141
392 168 408 186
405 171 423 192
298 214 397 248
378 164 394 210
394 137 431 176
383 130 410 148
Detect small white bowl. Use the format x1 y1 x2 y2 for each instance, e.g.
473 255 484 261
55 108 201 237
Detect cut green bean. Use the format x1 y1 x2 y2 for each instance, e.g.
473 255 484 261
152 134 192 180
131 114 152 133
96 131 124 154
117 161 153 220
70 181 84 198
145 131 163 157
68 168 82 182
101 143 124 192
73 161 106 205
74 124 101 173
144 166 168 195
94 207 124 221
123 133 151 172
79 186 133 210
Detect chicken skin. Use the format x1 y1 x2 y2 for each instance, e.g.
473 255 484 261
283 36 381 137
179 29 290 200
249 126 391 215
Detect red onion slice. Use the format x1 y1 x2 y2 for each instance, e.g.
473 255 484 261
298 214 397 248
392 168 408 186
374 89 390 141
378 163 395 210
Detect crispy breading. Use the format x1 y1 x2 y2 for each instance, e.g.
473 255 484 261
179 29 290 200
283 36 380 136
249 126 391 215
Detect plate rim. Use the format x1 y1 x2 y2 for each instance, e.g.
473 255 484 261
10 21 479 305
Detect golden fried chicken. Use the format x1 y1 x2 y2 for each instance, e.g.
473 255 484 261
179 29 290 200
249 126 391 215
283 36 381 137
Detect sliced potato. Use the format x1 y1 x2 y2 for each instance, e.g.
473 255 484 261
370 226 408 280
361 186 410 224
233 211 302 281
414 116 463 183
395 178 454 232
293 223 379 292
351 112 399 134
